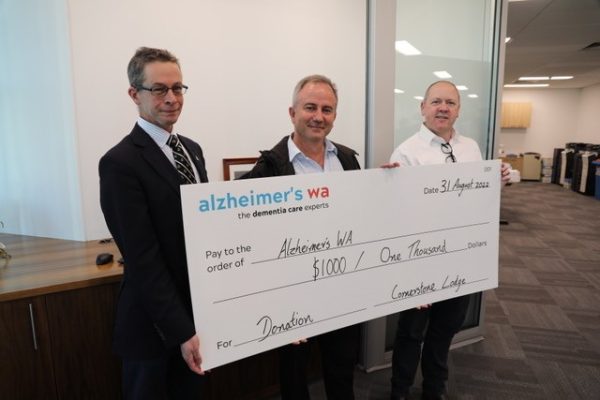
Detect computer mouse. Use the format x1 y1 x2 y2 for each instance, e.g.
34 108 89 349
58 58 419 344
96 252 114 265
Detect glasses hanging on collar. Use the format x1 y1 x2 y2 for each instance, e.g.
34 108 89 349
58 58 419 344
441 142 457 163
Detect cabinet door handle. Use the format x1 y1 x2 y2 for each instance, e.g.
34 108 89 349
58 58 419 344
28 303 39 350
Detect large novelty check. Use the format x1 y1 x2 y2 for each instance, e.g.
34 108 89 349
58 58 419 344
181 160 500 369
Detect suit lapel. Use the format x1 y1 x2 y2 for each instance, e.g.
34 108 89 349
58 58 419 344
130 124 182 195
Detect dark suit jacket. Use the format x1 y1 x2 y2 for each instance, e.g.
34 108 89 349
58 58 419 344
99 123 208 359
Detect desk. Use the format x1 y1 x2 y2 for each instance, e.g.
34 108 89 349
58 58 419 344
0 234 123 399
0 234 122 301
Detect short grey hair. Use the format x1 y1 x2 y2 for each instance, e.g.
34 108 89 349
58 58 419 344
292 74 338 107
127 47 180 88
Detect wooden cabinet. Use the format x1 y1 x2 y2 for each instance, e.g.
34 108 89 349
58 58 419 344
46 284 122 399
501 102 532 128
203 350 280 399
0 296 57 400
0 284 121 400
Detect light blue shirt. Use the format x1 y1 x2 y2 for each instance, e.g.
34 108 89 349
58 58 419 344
137 117 199 180
287 135 344 175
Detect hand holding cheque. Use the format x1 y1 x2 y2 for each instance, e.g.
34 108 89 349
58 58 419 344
181 160 500 369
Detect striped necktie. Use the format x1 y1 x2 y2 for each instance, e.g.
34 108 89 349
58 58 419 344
167 135 197 184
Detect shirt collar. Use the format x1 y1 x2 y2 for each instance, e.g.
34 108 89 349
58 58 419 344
286 134 338 162
417 123 462 145
137 117 174 148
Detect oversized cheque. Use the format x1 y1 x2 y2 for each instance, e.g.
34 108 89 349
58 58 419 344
181 160 500 369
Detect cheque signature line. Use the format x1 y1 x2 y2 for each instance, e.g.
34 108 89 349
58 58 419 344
213 247 470 304
233 308 366 347
373 277 489 308
213 278 317 304
252 221 490 265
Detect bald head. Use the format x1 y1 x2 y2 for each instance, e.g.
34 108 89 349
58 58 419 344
420 80 461 141
423 80 460 104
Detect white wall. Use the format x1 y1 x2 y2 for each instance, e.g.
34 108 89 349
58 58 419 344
576 83 600 143
71 0 367 241
1 0 367 241
499 88 581 157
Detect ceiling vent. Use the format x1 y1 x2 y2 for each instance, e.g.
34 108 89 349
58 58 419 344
581 42 600 51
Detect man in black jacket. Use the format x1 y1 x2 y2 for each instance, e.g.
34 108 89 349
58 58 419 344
99 47 207 400
241 75 360 400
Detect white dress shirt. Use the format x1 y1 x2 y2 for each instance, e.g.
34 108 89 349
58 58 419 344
389 123 482 166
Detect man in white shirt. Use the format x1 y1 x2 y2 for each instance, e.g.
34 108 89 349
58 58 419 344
389 82 482 166
388 81 509 400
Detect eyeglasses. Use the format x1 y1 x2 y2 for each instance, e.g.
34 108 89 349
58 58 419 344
441 142 457 163
136 84 188 97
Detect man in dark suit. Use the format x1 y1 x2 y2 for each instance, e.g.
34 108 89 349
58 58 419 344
99 47 207 400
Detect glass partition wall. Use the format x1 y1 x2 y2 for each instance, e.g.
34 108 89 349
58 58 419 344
392 0 501 154
361 0 505 371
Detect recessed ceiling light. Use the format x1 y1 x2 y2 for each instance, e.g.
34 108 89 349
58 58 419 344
550 76 574 80
433 71 452 79
395 40 422 56
518 76 549 81
505 37 511 43
456 85 468 91
414 96 424 100
394 89 405 94
468 94 478 98
504 83 549 88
